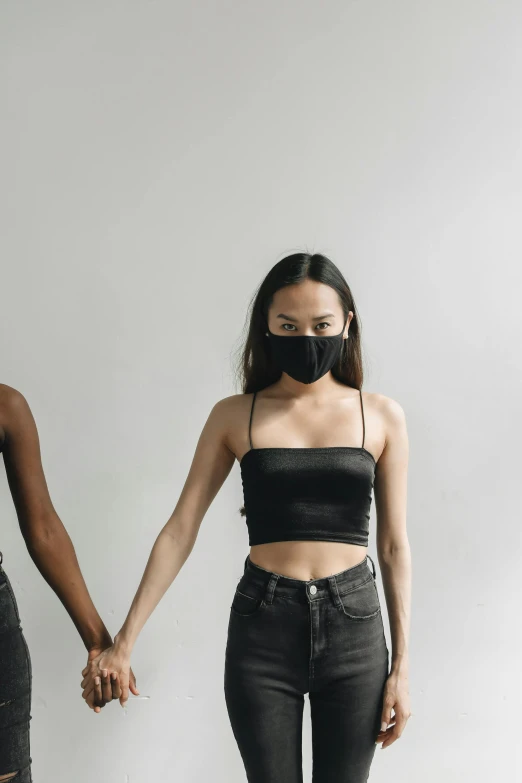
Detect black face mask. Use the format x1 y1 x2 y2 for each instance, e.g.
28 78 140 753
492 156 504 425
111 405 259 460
266 318 348 384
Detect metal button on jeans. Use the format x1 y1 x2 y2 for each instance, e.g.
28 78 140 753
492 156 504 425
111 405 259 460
309 585 317 595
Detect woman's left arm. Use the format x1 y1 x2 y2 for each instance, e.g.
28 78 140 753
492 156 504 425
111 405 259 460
0 385 133 711
372 394 412 749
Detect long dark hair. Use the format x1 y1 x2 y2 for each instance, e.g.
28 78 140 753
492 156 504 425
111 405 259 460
234 252 365 519
234 252 365 394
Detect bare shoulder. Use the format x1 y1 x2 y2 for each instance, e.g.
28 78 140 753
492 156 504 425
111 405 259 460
364 391 408 465
362 390 407 450
0 383 31 421
364 391 406 425
208 392 252 421
206 392 253 458
0 384 34 451
203 391 252 431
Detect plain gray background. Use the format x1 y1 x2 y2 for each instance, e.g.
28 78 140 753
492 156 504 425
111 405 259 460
1 1 521 781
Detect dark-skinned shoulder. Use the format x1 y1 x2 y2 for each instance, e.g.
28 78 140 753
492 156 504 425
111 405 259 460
0 383 32 453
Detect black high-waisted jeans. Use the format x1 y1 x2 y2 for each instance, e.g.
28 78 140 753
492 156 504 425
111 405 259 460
224 553 389 783
0 552 33 782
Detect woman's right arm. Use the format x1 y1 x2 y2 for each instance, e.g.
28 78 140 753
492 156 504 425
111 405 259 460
81 395 238 707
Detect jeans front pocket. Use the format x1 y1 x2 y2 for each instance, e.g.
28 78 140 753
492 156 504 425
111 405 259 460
337 574 381 621
230 586 267 618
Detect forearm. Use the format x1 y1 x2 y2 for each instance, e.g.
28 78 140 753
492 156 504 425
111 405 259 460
24 522 112 651
114 524 194 655
378 545 411 675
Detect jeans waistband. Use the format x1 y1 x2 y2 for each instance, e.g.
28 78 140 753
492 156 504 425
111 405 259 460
241 552 376 606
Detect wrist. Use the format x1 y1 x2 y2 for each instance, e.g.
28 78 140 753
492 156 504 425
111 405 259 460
390 655 409 677
85 631 113 653
114 631 133 656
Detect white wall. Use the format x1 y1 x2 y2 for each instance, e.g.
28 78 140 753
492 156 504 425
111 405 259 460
1 1 520 780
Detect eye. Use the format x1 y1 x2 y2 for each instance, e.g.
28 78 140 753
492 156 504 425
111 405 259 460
280 322 332 332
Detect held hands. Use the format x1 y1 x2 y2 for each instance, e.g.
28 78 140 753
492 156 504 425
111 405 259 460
81 642 139 712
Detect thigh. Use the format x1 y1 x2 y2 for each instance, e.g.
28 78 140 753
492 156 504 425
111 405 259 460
0 569 33 781
224 590 308 783
309 603 389 782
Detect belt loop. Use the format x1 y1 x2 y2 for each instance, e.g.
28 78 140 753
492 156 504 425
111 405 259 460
244 554 249 573
366 553 376 579
327 574 343 609
264 573 279 604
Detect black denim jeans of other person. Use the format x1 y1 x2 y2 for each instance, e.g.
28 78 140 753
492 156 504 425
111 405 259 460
0 552 33 782
224 553 389 783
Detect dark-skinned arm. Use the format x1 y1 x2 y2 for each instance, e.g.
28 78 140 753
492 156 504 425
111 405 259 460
0 384 136 710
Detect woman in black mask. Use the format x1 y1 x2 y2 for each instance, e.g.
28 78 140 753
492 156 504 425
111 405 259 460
81 252 411 783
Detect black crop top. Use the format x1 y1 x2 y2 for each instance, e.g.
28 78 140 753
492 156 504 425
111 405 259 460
240 388 376 547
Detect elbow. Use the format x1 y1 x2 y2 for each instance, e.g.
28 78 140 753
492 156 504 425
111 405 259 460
376 538 410 563
162 518 197 553
22 516 70 554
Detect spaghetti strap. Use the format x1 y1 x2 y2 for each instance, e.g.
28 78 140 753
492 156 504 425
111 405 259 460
248 391 257 450
358 388 366 448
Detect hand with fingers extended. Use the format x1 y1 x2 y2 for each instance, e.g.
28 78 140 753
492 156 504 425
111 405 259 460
81 643 139 711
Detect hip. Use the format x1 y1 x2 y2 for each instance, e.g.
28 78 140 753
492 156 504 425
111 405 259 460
225 553 389 687
0 552 33 779
0 552 32 684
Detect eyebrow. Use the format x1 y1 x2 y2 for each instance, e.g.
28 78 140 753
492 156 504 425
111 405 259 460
276 312 337 322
